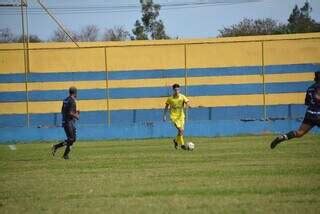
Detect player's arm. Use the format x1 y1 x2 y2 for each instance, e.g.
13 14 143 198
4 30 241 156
184 96 191 109
184 100 191 109
315 87 320 103
163 103 169 121
304 89 311 106
69 100 80 120
70 111 80 120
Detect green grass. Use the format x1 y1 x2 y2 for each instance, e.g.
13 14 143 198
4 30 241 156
0 135 320 214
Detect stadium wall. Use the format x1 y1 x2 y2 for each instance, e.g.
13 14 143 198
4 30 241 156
0 33 319 142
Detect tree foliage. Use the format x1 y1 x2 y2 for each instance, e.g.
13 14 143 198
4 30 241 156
287 1 320 33
132 0 170 40
218 1 320 37
78 25 99 42
218 18 287 37
50 25 99 42
16 35 42 43
0 28 42 43
50 28 78 42
103 26 130 41
0 28 15 43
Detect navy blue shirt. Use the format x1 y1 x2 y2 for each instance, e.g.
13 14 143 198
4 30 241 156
61 96 77 123
305 83 320 118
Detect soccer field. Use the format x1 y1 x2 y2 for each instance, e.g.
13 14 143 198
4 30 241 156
0 135 319 214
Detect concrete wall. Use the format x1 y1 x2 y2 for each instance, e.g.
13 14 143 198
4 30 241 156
0 33 319 142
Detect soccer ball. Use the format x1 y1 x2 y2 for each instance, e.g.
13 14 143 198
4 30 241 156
187 142 195 151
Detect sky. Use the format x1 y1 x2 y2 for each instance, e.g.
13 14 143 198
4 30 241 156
0 0 319 40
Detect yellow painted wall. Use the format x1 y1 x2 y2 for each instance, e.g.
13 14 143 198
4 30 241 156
0 33 319 115
106 45 185 71
264 38 320 65
0 50 25 74
186 42 262 68
0 92 306 115
0 73 313 93
0 33 319 74
0 102 27 114
29 47 106 73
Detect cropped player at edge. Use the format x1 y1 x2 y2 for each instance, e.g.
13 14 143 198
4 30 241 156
163 83 191 150
270 71 320 149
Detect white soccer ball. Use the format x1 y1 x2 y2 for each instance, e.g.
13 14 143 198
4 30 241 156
187 142 195 151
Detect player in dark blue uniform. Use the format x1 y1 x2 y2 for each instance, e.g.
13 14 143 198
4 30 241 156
270 71 320 149
52 86 80 159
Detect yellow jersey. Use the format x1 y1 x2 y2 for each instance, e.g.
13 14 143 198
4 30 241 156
165 94 189 119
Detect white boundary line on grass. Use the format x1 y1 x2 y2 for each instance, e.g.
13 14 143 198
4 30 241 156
8 145 16 150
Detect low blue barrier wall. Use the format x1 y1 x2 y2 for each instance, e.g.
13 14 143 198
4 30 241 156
1 119 318 143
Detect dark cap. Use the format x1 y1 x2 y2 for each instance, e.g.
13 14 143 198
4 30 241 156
69 86 77 95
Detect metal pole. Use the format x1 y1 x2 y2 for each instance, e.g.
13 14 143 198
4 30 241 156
25 0 31 126
184 43 188 121
25 0 30 59
261 41 267 121
184 44 188 96
20 0 29 127
24 0 30 75
104 48 111 126
36 0 80 47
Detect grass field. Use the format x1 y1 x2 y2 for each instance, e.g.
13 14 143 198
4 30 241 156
0 135 319 214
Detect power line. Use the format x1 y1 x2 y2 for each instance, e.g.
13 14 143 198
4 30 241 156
0 0 263 15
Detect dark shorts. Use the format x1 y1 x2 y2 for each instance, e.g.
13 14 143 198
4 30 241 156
63 120 77 145
303 112 320 127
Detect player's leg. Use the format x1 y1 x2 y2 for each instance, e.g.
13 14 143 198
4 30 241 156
51 141 65 156
63 122 76 159
270 122 314 149
172 138 178 149
52 124 67 156
174 120 186 150
171 124 180 149
178 128 187 150
171 119 179 149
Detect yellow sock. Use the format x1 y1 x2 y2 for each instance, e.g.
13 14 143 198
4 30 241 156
178 135 185 145
176 135 180 144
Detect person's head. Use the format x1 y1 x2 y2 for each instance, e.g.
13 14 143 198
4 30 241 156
69 86 77 98
314 71 320 83
172 83 180 96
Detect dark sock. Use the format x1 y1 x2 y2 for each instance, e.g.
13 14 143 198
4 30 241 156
54 142 65 149
63 145 71 157
283 131 296 140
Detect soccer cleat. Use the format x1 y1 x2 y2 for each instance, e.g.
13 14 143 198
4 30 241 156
51 145 57 156
63 155 69 160
181 144 187 150
270 135 285 149
173 139 178 149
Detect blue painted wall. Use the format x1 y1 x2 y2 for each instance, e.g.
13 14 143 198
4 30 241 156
0 119 319 143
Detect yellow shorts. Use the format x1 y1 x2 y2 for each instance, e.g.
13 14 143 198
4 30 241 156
171 117 185 129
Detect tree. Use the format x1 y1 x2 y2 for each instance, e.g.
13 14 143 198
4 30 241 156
132 20 148 40
151 20 169 39
0 28 42 43
103 26 130 41
0 28 15 43
218 1 319 37
287 1 320 33
16 35 42 43
78 25 99 42
218 18 287 37
50 28 78 42
132 0 170 40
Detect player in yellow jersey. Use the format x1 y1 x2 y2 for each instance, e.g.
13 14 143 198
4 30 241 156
163 83 190 150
